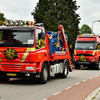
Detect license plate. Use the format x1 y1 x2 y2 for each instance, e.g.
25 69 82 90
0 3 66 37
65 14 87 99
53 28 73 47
6 73 17 76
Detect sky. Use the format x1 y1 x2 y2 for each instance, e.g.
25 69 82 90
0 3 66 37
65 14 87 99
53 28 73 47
0 0 100 34
76 0 100 34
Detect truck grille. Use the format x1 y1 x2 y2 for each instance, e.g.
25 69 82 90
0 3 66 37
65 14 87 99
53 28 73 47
1 64 21 71
76 54 92 56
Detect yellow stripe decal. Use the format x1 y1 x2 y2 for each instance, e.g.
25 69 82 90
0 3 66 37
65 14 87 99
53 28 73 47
21 48 36 62
74 50 76 55
92 50 100 56
92 50 96 56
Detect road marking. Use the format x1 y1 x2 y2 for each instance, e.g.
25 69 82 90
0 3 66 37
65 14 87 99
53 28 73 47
75 82 80 85
53 91 61 95
43 75 100 100
95 75 99 77
83 80 87 82
66 86 71 90
42 98 47 100
89 77 93 79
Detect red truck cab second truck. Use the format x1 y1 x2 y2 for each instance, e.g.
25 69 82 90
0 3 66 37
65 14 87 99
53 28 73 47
0 21 72 84
73 34 100 70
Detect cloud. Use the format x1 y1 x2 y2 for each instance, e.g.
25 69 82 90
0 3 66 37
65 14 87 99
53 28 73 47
0 0 39 21
76 0 100 34
0 0 100 34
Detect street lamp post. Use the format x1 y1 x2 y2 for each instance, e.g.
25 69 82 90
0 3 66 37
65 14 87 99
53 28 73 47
92 20 100 32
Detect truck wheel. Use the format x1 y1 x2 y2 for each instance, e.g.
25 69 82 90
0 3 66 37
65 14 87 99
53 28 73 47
38 63 49 84
0 78 10 82
75 64 80 69
96 60 100 70
61 61 68 78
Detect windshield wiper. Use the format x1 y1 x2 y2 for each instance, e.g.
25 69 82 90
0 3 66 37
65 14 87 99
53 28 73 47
75 47 83 50
84 47 94 50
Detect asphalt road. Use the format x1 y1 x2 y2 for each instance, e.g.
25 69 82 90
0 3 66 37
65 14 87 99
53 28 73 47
0 67 100 100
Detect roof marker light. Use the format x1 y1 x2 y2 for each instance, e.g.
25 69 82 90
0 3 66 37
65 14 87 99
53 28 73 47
14 20 19 26
30 21 34 26
6 21 9 26
19 20 23 26
91 34 93 37
10 20 13 26
3 21 6 25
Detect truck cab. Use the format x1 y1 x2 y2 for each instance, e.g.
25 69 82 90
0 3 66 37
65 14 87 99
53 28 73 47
73 34 100 69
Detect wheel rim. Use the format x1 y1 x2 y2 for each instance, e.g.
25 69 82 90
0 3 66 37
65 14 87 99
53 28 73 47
43 67 48 81
99 61 100 68
64 65 67 75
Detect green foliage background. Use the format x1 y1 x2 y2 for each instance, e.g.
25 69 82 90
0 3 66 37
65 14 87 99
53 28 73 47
0 1 93 61
0 12 6 25
80 24 93 34
32 0 81 48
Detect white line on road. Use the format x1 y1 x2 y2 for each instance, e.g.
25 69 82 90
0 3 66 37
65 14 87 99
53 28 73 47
42 98 47 100
83 80 87 82
95 75 99 77
53 91 61 95
66 86 72 90
89 77 93 79
75 82 80 85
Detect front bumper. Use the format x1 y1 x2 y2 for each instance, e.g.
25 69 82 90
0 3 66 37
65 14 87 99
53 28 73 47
0 62 39 78
73 60 98 65
0 71 38 78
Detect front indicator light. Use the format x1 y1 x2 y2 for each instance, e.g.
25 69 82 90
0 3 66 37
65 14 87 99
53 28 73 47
92 57 95 61
26 67 35 70
73 57 76 61
25 73 30 76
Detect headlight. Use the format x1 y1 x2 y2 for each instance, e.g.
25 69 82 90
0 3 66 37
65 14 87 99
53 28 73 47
92 57 95 61
26 66 35 70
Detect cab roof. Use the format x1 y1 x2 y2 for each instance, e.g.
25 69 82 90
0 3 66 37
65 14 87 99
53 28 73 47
0 23 44 32
0 26 35 32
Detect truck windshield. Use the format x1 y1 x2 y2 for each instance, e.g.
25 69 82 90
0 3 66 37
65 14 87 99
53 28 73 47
75 41 96 50
0 31 34 47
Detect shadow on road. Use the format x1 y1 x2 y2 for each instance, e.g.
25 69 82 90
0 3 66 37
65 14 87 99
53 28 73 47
5 78 38 85
74 66 99 70
3 76 63 85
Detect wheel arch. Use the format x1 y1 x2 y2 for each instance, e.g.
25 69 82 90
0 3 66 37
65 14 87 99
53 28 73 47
37 58 50 73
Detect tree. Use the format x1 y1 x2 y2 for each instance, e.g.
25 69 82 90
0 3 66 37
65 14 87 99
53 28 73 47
0 12 6 25
31 0 81 47
0 12 6 41
80 24 93 34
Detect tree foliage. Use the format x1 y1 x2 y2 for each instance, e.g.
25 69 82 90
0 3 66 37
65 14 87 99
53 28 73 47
0 12 6 25
31 0 81 47
80 24 93 34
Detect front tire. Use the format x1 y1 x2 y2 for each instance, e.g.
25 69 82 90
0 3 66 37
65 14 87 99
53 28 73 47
38 63 49 84
95 59 100 70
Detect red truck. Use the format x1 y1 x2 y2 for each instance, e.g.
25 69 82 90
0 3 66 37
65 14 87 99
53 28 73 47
73 34 100 70
0 21 72 84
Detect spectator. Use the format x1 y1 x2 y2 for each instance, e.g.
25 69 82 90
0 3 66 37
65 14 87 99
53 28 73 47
4 33 17 43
